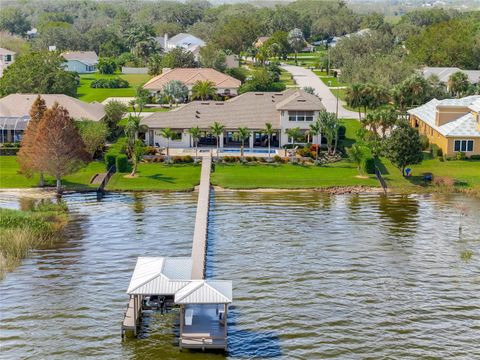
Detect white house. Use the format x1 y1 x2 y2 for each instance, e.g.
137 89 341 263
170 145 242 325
155 33 205 59
61 51 98 73
0 48 16 77
140 89 326 149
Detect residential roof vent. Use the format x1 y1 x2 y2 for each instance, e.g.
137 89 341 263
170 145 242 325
254 93 264 95
215 102 224 105
200 102 210 105
297 99 306 102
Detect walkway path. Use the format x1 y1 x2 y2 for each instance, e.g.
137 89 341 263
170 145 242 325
281 64 359 119
191 156 212 280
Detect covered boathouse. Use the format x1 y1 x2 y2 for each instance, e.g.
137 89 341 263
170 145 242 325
122 256 232 351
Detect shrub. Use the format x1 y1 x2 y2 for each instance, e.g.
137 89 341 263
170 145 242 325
429 144 442 158
420 135 429 150
90 77 129 89
362 157 376 174
116 154 129 172
274 155 282 163
144 146 157 155
258 157 266 162
338 125 346 140
469 155 480 160
183 155 193 163
245 156 253 162
456 151 466 160
105 153 116 170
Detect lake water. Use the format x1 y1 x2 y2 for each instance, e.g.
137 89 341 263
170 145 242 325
0 191 479 359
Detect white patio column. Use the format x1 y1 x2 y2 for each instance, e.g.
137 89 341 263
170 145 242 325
219 133 224 148
249 132 254 148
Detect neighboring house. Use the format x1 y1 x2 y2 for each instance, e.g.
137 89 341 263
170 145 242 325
61 51 98 73
140 89 325 148
143 68 241 97
422 67 480 86
254 36 270 49
26 28 38 39
0 94 105 143
155 33 205 57
0 48 16 77
225 54 239 69
302 42 315 52
329 29 370 47
408 95 480 157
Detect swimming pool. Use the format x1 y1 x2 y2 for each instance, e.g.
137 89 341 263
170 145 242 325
221 148 277 154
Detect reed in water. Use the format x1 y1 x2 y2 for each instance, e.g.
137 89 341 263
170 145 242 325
0 199 68 278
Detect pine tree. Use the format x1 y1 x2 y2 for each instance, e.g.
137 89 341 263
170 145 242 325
35 103 90 194
17 95 47 186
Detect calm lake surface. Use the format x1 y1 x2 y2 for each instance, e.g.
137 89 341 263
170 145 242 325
0 191 479 359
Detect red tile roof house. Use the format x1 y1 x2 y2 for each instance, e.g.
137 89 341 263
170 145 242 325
143 68 241 98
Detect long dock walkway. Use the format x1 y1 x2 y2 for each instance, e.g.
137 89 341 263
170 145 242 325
191 156 212 280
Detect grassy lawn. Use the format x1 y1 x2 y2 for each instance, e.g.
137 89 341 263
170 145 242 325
0 156 104 190
107 163 201 191
320 76 345 88
378 157 480 191
77 73 153 103
313 70 328 76
211 162 379 189
279 69 297 87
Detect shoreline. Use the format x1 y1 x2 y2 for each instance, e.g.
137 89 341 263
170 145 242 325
0 185 477 197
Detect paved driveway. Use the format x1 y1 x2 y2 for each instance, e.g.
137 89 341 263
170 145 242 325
281 65 359 119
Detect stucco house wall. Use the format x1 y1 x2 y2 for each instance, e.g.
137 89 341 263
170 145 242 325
64 60 96 73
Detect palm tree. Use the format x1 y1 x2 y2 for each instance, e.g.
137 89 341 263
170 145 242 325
191 80 217 100
345 83 365 120
318 111 338 155
160 128 174 157
130 140 146 177
125 115 147 158
448 71 469 98
309 120 322 163
210 122 225 157
362 112 380 137
234 127 251 157
264 123 275 158
378 108 397 138
288 28 305 65
188 126 201 157
285 127 303 145
347 144 364 174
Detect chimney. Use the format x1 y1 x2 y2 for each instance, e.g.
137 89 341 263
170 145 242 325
164 33 168 49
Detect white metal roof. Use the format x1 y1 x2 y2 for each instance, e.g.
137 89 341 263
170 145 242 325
127 257 192 295
174 280 233 304
408 97 480 138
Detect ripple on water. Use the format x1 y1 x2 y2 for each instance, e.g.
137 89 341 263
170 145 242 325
0 191 479 359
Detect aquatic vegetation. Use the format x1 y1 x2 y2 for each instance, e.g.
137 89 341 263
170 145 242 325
0 200 68 278
460 249 473 262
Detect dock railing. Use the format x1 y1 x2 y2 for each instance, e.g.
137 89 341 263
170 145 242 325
96 165 116 198
374 165 387 194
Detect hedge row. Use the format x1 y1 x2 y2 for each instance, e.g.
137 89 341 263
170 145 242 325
90 77 129 88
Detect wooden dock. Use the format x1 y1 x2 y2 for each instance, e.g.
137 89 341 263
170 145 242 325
191 156 212 280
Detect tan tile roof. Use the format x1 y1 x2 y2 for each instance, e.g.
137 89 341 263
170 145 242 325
0 94 105 121
141 89 325 129
143 68 241 90
275 91 325 111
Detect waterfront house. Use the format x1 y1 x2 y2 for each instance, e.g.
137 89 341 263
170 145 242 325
0 48 16 77
140 89 326 149
61 51 98 73
408 95 480 157
254 36 270 48
0 94 105 143
143 68 241 97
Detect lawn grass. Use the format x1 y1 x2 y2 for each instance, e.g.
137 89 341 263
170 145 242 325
378 157 480 190
77 73 153 103
107 163 201 191
320 76 345 88
0 156 105 190
211 162 379 189
279 69 297 87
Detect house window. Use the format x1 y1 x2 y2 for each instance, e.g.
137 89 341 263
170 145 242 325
454 140 474 152
288 111 314 122
5 54 12 62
